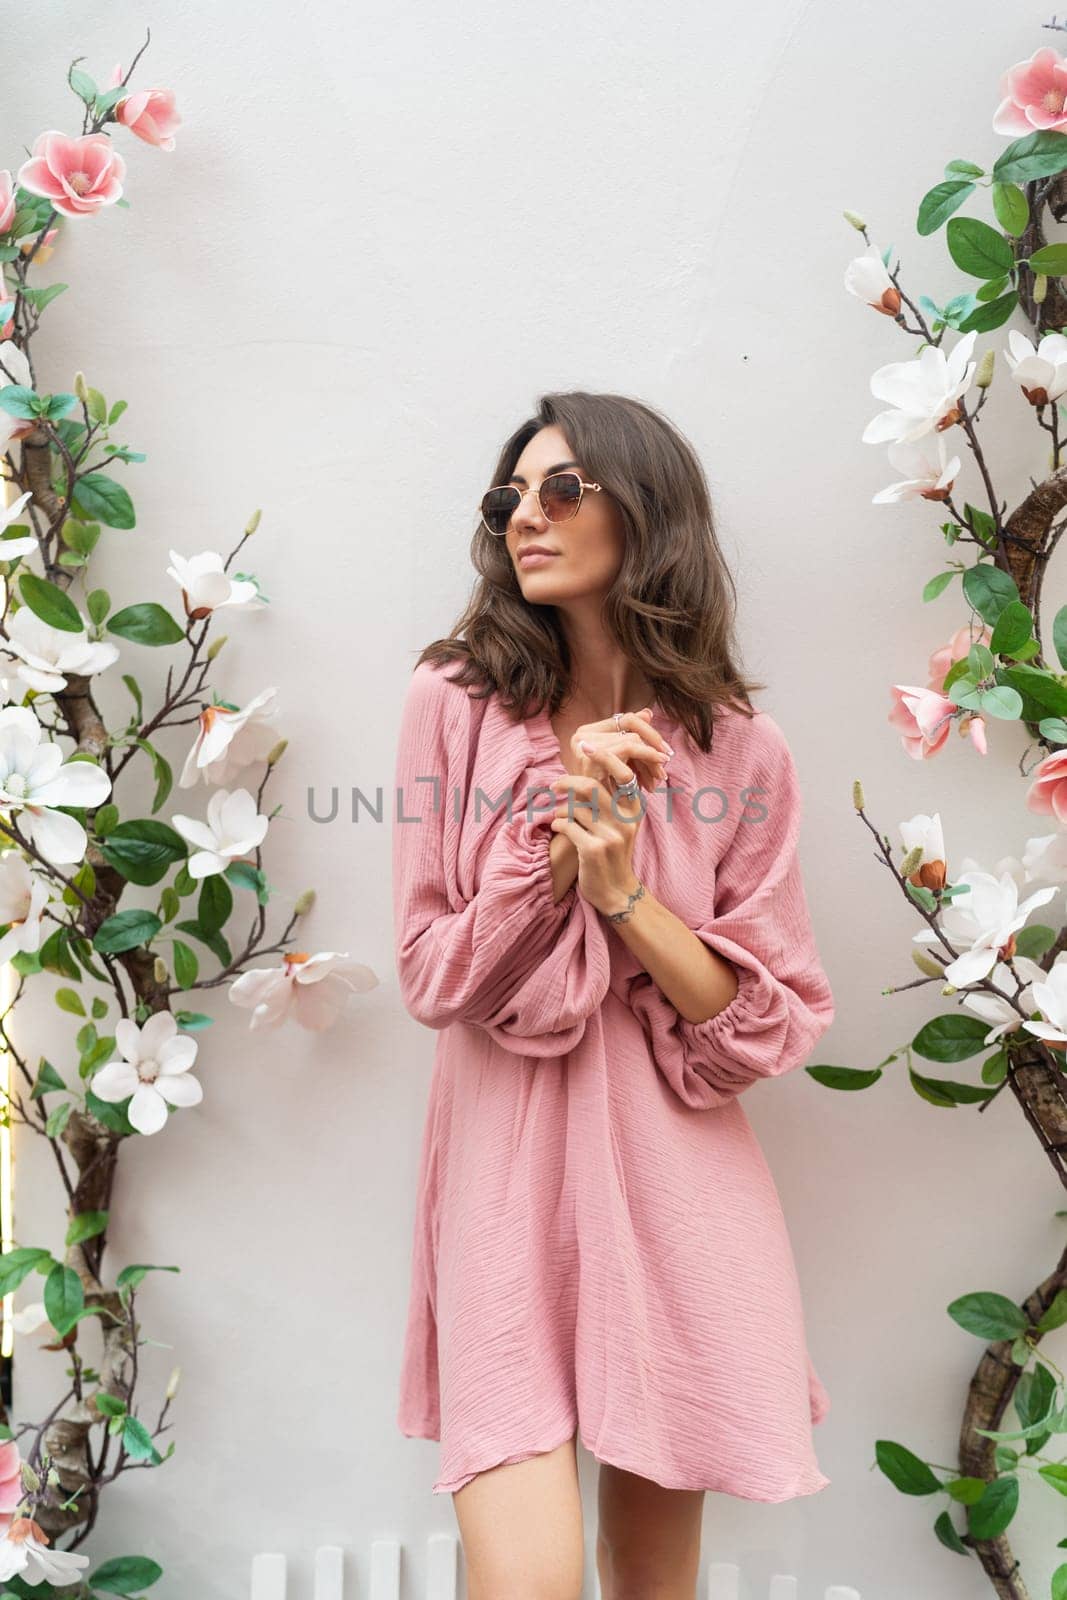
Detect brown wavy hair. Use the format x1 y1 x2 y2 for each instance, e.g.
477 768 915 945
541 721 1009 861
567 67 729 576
413 389 765 753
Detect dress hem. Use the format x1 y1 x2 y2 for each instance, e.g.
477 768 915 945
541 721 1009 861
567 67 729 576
399 1418 831 1502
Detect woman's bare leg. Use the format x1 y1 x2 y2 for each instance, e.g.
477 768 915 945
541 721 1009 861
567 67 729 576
595 1461 704 1600
452 1431 585 1600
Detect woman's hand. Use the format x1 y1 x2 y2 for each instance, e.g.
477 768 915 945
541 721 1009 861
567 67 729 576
547 740 650 918
561 707 672 794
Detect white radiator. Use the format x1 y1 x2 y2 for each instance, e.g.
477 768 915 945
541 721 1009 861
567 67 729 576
250 1546 863 1599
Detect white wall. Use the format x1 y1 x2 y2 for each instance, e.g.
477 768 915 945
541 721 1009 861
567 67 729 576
8 2 1066 1596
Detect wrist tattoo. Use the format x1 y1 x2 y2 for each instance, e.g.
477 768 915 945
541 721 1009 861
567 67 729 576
606 880 645 924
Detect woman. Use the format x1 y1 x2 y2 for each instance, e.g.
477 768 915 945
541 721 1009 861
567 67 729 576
391 390 836 1600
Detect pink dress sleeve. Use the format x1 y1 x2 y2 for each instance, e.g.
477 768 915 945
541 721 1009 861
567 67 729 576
623 715 835 1111
392 661 611 1056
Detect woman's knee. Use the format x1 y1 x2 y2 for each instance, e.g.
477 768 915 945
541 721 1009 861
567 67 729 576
452 1433 585 1600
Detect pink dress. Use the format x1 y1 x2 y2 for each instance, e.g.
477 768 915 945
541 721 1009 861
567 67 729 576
391 658 836 1499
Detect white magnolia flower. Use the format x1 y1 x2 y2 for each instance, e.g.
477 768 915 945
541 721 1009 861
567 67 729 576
913 864 1057 987
171 787 269 878
1020 952 1067 1049
1 605 119 693
863 330 978 445
0 706 112 865
0 491 38 559
178 686 279 788
0 1517 91 1585
166 549 259 617
229 950 378 1031
1003 329 1067 407
843 244 901 316
1021 831 1067 885
11 1301 50 1337
0 850 49 963
872 434 962 504
91 1010 202 1136
960 954 1048 1044
900 811 947 886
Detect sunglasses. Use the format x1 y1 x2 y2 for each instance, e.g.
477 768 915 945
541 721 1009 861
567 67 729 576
480 471 603 537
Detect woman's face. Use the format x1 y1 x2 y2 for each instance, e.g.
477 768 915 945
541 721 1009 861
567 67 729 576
504 424 626 603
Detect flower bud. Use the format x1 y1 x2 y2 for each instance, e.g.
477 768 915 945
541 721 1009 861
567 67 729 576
1034 272 1048 305
206 634 227 661
900 846 924 877
165 1365 181 1400
911 950 944 978
153 957 168 985
975 348 995 389
266 738 288 766
851 779 865 811
941 982 958 996
19 1462 39 1493
293 889 315 917
842 209 866 231
244 509 261 536
73 371 88 402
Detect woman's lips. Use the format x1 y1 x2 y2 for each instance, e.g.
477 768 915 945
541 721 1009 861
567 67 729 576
518 550 558 568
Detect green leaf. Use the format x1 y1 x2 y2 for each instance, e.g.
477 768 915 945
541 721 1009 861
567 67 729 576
65 1210 108 1246
997 664 1067 721
174 918 231 967
1036 1287 1067 1334
122 673 143 722
198 873 232 935
977 684 1023 720
89 1554 164 1594
17 571 83 632
962 562 1019 624
93 802 120 839
120 1413 163 1465
922 570 955 602
100 819 187 886
991 181 1029 236
992 129 1067 184
172 939 198 990
87 587 110 625
0 385 40 420
44 1260 84 1336
38 926 80 981
1028 243 1067 275
945 159 985 178
932 1508 971 1555
947 1291 1029 1340
1053 1563 1067 1600
0 1247 52 1296
92 995 108 1019
944 1475 987 1504
172 1009 213 1030
45 1099 73 1138
31 1057 66 1097
115 1262 180 1290
875 1439 941 1495
805 1064 883 1090
132 737 173 813
967 1475 1018 1540
69 67 97 104
69 472 135 529
946 216 1014 279
909 1066 998 1106
912 1014 991 1063
54 986 85 1017
917 179 975 235
990 599 1033 656
958 290 1018 333
107 603 185 646
92 909 162 955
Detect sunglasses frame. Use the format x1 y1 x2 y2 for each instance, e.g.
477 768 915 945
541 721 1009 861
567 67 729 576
479 471 603 537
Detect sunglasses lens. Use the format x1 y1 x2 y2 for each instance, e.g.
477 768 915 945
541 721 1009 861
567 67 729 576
540 473 583 521
481 486 520 536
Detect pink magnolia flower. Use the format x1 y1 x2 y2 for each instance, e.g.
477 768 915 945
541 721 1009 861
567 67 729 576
0 1439 22 1537
993 46 1067 137
229 951 379 1032
889 686 987 759
1025 748 1067 823
927 623 993 692
0 174 14 235
107 64 181 151
889 685 955 758
16 131 126 220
